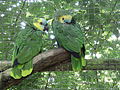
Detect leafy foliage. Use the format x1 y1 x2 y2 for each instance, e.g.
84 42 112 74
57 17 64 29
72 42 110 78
0 0 120 89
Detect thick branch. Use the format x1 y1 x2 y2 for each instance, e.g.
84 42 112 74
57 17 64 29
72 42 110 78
0 48 120 90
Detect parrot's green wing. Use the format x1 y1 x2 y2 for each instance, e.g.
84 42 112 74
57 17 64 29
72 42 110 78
52 20 86 71
10 25 43 79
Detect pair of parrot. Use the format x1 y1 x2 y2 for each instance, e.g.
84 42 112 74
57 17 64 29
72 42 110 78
10 10 86 79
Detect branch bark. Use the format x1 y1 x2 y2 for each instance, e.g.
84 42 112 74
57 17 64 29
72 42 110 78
0 48 120 90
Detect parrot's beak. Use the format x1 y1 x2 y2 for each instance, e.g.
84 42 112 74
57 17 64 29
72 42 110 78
64 19 71 24
65 18 75 24
43 24 49 31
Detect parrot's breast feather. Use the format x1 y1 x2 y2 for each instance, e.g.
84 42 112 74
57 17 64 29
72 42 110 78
53 21 84 53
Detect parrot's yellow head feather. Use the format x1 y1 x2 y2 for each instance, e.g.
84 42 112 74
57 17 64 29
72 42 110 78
33 18 48 31
54 10 74 24
58 15 72 24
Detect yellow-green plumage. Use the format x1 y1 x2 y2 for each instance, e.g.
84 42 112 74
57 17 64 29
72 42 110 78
52 10 86 71
10 18 48 79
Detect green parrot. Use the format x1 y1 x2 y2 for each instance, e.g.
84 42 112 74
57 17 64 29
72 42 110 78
52 10 86 71
10 18 48 79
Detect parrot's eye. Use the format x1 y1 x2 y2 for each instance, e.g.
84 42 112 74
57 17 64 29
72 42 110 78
40 22 43 25
62 18 64 20
45 23 48 26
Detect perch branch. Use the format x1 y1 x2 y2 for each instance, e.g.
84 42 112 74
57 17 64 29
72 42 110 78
0 48 120 90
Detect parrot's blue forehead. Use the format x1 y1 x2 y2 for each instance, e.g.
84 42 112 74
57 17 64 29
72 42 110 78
41 18 47 25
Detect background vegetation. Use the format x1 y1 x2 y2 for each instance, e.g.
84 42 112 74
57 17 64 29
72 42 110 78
0 0 120 89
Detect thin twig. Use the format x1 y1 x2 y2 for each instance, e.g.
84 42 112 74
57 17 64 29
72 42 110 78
45 72 51 89
14 0 27 27
102 0 118 42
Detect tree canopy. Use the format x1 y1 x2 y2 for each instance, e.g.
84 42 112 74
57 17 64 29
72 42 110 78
0 0 120 89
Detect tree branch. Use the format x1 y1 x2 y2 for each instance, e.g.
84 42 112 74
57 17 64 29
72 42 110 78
14 0 26 27
0 48 120 90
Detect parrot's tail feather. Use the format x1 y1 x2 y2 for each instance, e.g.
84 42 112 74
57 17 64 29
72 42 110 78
71 55 82 71
10 60 33 79
81 49 86 67
10 66 22 79
21 60 33 77
81 57 86 66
